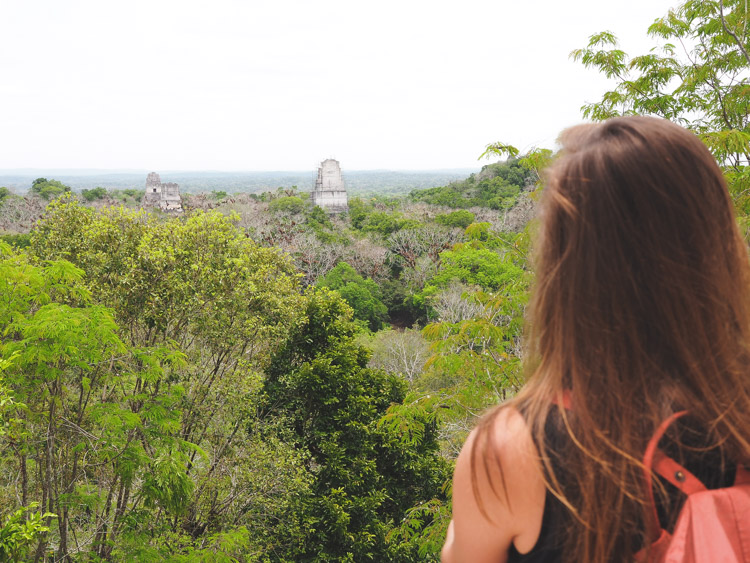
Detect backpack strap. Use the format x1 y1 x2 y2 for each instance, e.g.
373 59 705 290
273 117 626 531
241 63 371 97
552 395 748 542
552 389 573 409
642 410 709 541
650 448 706 494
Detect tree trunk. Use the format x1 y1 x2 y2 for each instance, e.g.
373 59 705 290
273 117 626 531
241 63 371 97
18 449 28 506
95 477 117 559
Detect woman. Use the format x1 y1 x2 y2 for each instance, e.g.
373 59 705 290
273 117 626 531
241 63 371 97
441 116 750 562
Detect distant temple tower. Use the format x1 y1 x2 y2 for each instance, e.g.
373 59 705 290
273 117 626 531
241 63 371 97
143 172 183 212
311 159 348 212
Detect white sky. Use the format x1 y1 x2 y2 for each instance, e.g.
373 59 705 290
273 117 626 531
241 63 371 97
1 0 679 171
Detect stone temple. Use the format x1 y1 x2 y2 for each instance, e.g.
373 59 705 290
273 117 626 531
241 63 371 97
143 172 183 212
311 159 348 212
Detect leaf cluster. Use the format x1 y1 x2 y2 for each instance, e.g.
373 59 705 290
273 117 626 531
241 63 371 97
571 0 749 171
29 178 71 200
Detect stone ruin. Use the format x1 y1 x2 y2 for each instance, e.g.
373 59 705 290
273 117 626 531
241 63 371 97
143 172 183 213
311 159 348 212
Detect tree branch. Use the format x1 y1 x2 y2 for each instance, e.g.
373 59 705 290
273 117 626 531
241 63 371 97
720 0 750 66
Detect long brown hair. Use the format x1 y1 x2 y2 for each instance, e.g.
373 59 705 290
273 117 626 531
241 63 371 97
475 116 750 562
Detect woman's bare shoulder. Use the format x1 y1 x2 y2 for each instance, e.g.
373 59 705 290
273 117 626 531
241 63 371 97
442 407 546 563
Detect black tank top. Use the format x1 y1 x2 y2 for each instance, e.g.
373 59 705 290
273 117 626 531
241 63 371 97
507 408 736 562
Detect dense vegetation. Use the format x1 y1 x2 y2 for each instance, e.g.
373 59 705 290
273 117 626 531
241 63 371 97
409 160 530 210
0 0 747 560
0 201 454 561
0 155 535 561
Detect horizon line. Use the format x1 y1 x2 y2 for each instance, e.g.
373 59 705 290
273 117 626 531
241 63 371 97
0 167 482 174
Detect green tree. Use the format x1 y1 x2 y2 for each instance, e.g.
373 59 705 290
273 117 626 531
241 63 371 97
27 198 311 559
0 243 188 560
571 0 750 214
0 234 31 249
308 204 333 229
434 210 475 229
409 159 530 209
29 178 71 200
347 197 370 229
363 211 417 236
81 186 108 201
0 503 55 563
262 289 450 562
304 204 342 243
318 262 388 331
422 242 523 295
346 198 419 236
270 195 307 214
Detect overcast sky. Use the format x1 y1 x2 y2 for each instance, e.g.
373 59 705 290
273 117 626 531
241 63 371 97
1 0 679 171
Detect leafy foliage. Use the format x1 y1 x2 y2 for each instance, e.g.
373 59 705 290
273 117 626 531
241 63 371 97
29 178 71 200
14 200 317 559
434 210 475 229
0 503 56 563
412 222 525 317
427 244 523 292
571 0 750 214
262 289 450 561
317 262 388 331
269 195 307 214
409 159 530 210
81 186 108 201
0 233 31 249
415 227 532 464
347 197 421 236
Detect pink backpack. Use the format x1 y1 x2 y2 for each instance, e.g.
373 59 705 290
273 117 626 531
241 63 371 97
637 411 750 562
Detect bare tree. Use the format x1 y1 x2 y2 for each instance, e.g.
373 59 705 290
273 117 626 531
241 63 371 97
399 201 441 222
418 225 463 262
220 199 270 234
343 238 389 281
290 232 343 286
429 282 486 323
254 214 305 248
387 225 462 269
466 206 503 227
387 229 425 269
400 255 439 291
497 192 536 233
0 196 46 233
368 328 430 383
182 193 217 213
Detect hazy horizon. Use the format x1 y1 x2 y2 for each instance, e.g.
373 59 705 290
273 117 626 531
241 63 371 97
0 166 480 174
0 168 481 194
